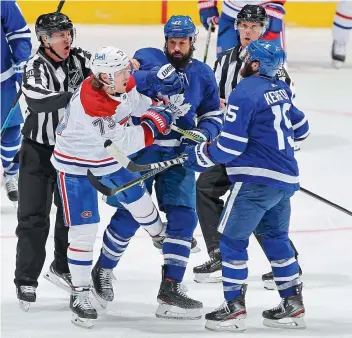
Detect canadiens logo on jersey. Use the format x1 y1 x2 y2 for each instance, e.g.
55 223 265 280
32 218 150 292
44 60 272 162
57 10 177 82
69 67 84 90
164 93 192 119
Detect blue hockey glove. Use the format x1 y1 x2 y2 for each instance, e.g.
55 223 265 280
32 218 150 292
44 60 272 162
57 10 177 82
182 142 215 172
13 60 26 84
198 0 219 31
141 105 174 137
179 128 210 152
146 64 184 97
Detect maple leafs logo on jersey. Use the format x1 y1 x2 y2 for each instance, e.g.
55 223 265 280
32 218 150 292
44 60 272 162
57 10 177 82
165 93 192 119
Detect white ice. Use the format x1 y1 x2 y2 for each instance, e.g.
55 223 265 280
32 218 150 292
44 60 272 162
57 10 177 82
1 25 352 338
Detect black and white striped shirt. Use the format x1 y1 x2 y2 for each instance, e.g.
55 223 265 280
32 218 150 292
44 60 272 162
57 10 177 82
22 47 92 146
213 45 292 102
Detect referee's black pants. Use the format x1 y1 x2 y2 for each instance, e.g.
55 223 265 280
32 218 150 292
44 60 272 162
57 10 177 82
14 138 69 288
196 164 299 258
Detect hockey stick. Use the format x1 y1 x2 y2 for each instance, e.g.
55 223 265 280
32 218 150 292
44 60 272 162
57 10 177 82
171 126 352 216
300 187 352 216
104 139 187 173
170 125 207 143
88 166 169 197
203 23 213 64
1 0 66 137
87 140 188 196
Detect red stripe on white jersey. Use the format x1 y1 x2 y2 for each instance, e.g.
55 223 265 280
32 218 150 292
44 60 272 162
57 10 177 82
59 172 71 227
336 11 352 20
54 150 114 164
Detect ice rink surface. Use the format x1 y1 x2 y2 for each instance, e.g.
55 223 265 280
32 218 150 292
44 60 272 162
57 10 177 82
1 25 352 338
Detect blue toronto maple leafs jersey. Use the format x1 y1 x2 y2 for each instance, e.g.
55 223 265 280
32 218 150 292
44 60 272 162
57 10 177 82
208 75 310 193
1 1 32 88
133 47 222 150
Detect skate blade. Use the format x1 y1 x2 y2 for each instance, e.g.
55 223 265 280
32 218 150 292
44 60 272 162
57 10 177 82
205 317 246 332
91 287 109 309
19 300 31 312
43 272 71 293
71 313 95 329
263 316 306 329
263 279 276 291
155 303 202 320
194 271 222 284
332 60 343 69
191 245 201 254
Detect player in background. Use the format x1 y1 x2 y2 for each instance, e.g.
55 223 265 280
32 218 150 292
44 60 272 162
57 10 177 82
198 0 286 56
1 1 31 202
51 46 174 327
106 15 223 320
182 40 307 332
331 0 352 68
194 5 304 289
14 12 92 311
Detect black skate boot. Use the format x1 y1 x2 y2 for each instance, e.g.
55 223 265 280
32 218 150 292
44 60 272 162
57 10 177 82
193 249 222 283
43 262 72 293
262 266 302 291
263 283 306 329
156 266 203 320
3 173 18 203
16 285 36 312
332 41 346 68
205 284 247 332
91 261 114 309
70 287 97 328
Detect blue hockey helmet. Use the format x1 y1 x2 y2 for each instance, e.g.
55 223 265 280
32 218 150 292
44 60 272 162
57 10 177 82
164 15 197 42
241 40 286 77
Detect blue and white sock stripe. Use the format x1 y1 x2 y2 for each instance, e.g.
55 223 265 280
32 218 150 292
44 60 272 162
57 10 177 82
164 253 189 267
163 236 192 267
3 162 17 175
102 228 130 261
270 257 300 294
163 237 192 249
1 138 21 173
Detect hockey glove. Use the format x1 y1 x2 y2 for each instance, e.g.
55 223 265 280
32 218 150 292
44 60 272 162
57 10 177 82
198 0 219 31
13 60 26 84
182 142 215 172
140 105 174 137
179 128 210 152
146 64 184 97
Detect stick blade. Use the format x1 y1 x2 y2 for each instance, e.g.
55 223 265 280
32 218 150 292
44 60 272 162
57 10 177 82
87 169 118 196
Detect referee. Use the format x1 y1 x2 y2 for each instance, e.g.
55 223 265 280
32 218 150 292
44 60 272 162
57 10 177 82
14 12 92 308
194 5 301 288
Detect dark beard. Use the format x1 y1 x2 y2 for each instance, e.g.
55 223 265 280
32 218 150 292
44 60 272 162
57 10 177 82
164 44 194 70
241 62 258 78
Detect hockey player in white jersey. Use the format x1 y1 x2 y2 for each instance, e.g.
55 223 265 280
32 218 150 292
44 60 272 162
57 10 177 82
331 1 352 68
198 0 286 56
51 46 174 327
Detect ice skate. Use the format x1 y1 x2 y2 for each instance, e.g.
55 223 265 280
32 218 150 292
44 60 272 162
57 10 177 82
91 262 114 309
193 249 222 283
3 173 18 206
263 283 306 329
331 41 346 69
70 287 97 328
16 285 36 312
156 266 203 320
205 284 247 332
43 262 72 293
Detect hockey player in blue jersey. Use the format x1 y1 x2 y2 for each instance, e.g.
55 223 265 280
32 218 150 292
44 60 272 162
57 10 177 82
106 15 223 319
198 0 286 56
182 40 308 331
1 1 31 201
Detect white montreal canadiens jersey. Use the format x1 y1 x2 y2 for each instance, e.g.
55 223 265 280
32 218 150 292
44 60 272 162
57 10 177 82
222 1 285 19
51 75 152 176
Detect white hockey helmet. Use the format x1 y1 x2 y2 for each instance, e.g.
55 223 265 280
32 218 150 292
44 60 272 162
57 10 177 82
90 46 130 88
